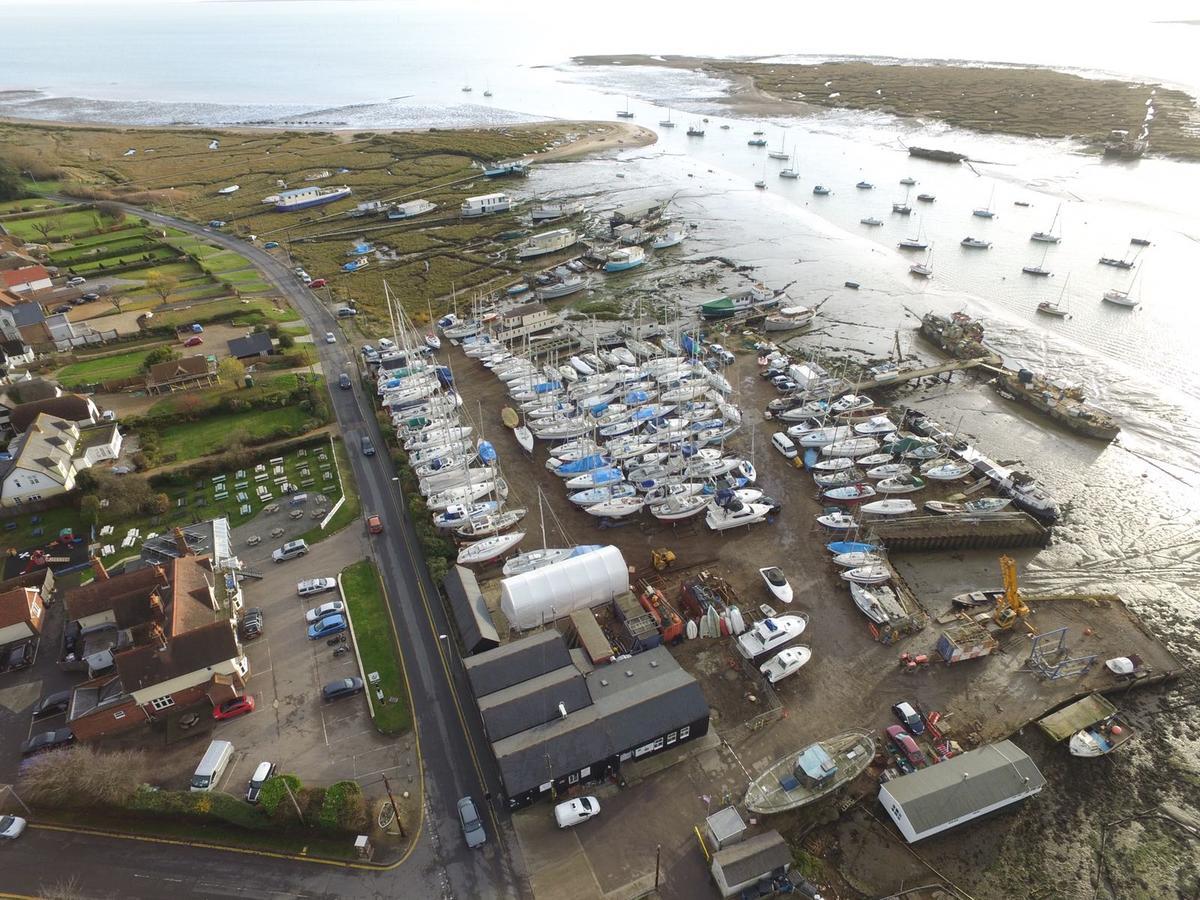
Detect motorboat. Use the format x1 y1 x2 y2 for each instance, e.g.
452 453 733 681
735 614 809 660
849 582 906 625
812 185 831 195
759 567 793 603
853 415 897 436
603 246 645 272
861 217 883 227
961 237 991 249
824 483 877 503
816 510 857 529
840 565 891 585
760 646 812 684
830 394 873 414
856 181 874 190
456 531 524 566
433 501 499 530
705 498 774 531
916 193 936 203
877 474 926 494
899 177 917 185
860 499 917 516
924 461 973 481
586 496 645 518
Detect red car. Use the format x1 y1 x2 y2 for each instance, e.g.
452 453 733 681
885 725 927 768
308 278 327 289
213 695 255 721
367 514 383 535
184 336 204 347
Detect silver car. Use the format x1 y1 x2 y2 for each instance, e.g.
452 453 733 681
304 600 345 624
457 796 486 849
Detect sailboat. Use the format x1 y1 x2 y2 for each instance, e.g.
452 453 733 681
892 186 913 215
617 97 634 119
1037 273 1072 318
658 108 675 128
1022 244 1052 276
898 217 927 250
1031 203 1062 243
755 162 767 189
768 134 790 160
779 150 799 179
972 185 997 218
1102 263 1143 308
909 245 933 278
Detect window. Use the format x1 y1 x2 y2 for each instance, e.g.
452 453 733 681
539 781 552 793
679 726 690 740
634 737 666 758
666 731 678 746
113 710 126 720
580 767 591 778
567 772 579 785
150 696 175 711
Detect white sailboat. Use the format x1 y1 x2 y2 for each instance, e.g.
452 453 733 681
972 185 997 218
1103 264 1143 308
1031 202 1062 243
1037 273 1072 318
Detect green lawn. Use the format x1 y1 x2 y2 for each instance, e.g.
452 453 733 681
0 505 83 555
121 260 207 282
51 237 159 267
153 297 299 329
56 348 152 385
200 250 254 273
297 437 357 545
66 225 149 248
69 247 177 273
3 209 104 241
0 197 66 214
155 406 318 462
341 560 411 735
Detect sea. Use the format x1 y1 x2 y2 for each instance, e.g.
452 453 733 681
3 3 1199 664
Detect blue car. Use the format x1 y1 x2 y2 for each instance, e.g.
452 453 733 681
263 241 279 249
307 614 347 640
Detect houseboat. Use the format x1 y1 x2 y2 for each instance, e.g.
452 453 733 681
515 229 578 260
272 185 353 212
461 193 512 217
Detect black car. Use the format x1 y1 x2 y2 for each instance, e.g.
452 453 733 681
21 729 75 758
81 292 100 302
32 690 72 720
240 607 263 641
338 373 352 390
53 304 72 314
321 677 364 702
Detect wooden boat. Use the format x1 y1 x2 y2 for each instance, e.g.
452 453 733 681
924 500 963 515
760 646 811 684
759 567 794 603
744 731 876 814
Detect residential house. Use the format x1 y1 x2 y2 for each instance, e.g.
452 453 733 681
145 355 218 394
0 376 60 435
64 553 248 741
464 633 710 809
878 740 1047 842
494 302 559 344
0 265 52 294
8 393 99 435
0 300 49 347
0 413 123 507
710 831 792 898
226 332 274 360
0 339 35 375
0 584 46 648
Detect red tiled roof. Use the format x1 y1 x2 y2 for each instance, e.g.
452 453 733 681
0 265 50 289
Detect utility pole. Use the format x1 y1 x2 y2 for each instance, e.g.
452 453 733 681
281 778 305 823
381 772 407 839
655 843 662 889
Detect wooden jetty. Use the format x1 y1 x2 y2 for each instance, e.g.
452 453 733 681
868 512 1050 552
848 357 991 392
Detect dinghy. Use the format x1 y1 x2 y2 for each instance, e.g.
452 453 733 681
759 567 794 603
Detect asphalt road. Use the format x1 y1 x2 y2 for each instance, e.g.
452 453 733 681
6 206 527 900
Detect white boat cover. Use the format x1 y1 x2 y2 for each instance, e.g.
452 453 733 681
500 545 628 630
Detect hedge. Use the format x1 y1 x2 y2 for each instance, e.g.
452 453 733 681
318 781 367 832
258 773 301 816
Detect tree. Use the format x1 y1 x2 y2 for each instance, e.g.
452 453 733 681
0 158 23 202
144 272 179 307
32 220 55 244
107 292 129 314
217 356 246 386
18 744 147 808
141 346 179 372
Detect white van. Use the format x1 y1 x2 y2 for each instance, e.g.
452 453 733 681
771 432 798 460
190 739 234 792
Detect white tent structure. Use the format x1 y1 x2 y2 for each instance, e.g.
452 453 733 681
499 545 629 630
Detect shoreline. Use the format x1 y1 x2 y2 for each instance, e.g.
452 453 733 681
573 54 1200 160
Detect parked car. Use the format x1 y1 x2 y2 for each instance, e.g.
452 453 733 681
0 815 27 840
325 331 337 344
208 220 226 228
53 304 72 314
322 677 364 702
308 278 327 289
66 276 86 287
457 796 487 848
553 796 601 829
297 578 337 598
184 336 204 347
892 701 926 735
771 432 798 459
20 729 75 758
304 600 345 624
885 725 927 767
240 607 263 641
336 307 358 318
245 760 276 804
307 614 346 640
272 539 309 563
213 695 255 721
81 291 99 302
338 373 352 390
367 514 384 535
32 690 72 720
5 641 34 671
263 241 280 249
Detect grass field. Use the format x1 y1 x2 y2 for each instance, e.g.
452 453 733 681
69 247 178 273
0 197 65 215
151 296 300 329
341 559 411 735
199 250 253 273
3 208 107 241
67 225 150 247
155 406 318 462
56 348 152 385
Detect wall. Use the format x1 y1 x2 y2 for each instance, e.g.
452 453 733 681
127 654 245 707
1 465 70 508
69 696 143 741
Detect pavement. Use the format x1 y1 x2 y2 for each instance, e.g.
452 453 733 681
0 204 531 899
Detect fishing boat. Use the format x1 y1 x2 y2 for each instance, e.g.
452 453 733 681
860 217 883 226
651 225 686 249
1031 203 1063 243
840 565 891 585
603 246 645 272
759 567 794 603
586 496 645 518
531 200 584 221
923 460 973 481
687 123 706 137
860 499 916 516
760 646 811 684
456 531 524 566
961 237 991 249
735 614 809 659
515 228 577 259
849 582 906 625
744 731 876 814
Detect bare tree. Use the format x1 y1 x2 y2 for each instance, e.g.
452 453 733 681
19 745 147 808
144 272 178 307
106 292 128 314
32 220 55 244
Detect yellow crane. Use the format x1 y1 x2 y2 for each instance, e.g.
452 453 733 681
993 555 1031 629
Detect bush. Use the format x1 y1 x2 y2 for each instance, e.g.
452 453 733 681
127 786 271 830
18 745 147 808
258 773 301 816
141 346 179 372
318 781 367 833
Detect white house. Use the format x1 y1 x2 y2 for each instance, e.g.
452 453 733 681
0 413 123 507
0 265 52 294
878 740 1047 843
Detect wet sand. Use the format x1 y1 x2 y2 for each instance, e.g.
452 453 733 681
574 54 1200 160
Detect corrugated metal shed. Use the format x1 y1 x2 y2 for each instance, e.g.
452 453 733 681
1038 694 1117 742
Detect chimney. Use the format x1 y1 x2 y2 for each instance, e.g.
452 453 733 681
148 591 165 620
172 527 192 557
154 564 168 587
90 556 109 581
150 622 168 652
